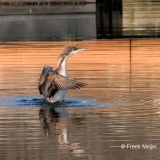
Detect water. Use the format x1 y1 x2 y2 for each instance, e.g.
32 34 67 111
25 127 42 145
0 39 160 160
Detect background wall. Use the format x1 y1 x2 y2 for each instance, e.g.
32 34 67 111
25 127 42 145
123 0 160 37
0 1 96 41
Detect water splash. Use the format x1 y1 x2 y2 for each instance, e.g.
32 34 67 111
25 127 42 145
0 95 116 108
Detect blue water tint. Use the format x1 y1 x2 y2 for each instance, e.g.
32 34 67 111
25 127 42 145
0 95 118 108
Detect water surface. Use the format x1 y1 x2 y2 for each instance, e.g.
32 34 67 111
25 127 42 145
0 39 160 160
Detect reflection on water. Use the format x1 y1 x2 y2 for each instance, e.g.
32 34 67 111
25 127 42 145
39 107 86 157
0 39 160 160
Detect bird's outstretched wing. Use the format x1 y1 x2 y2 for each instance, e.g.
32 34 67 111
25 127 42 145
38 65 53 95
42 70 87 99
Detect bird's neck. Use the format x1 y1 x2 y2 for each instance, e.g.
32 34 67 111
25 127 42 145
56 57 68 77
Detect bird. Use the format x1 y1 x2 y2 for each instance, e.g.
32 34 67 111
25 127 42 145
38 46 87 103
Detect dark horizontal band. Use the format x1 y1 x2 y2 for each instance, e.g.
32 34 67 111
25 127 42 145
0 1 88 6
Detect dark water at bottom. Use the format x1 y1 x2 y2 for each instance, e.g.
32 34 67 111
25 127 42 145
0 89 160 160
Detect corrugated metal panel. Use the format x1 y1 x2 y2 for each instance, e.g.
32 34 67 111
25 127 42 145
0 1 96 41
0 14 96 41
123 0 160 37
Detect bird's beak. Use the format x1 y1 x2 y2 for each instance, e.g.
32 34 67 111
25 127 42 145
79 48 87 51
73 47 87 55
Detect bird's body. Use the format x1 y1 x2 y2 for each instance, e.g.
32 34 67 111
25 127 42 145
38 46 86 103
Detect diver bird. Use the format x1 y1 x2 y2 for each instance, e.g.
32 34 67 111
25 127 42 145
38 46 87 103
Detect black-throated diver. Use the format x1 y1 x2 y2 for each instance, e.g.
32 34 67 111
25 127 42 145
38 46 87 103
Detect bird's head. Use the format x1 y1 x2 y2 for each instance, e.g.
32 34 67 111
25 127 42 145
58 46 87 60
